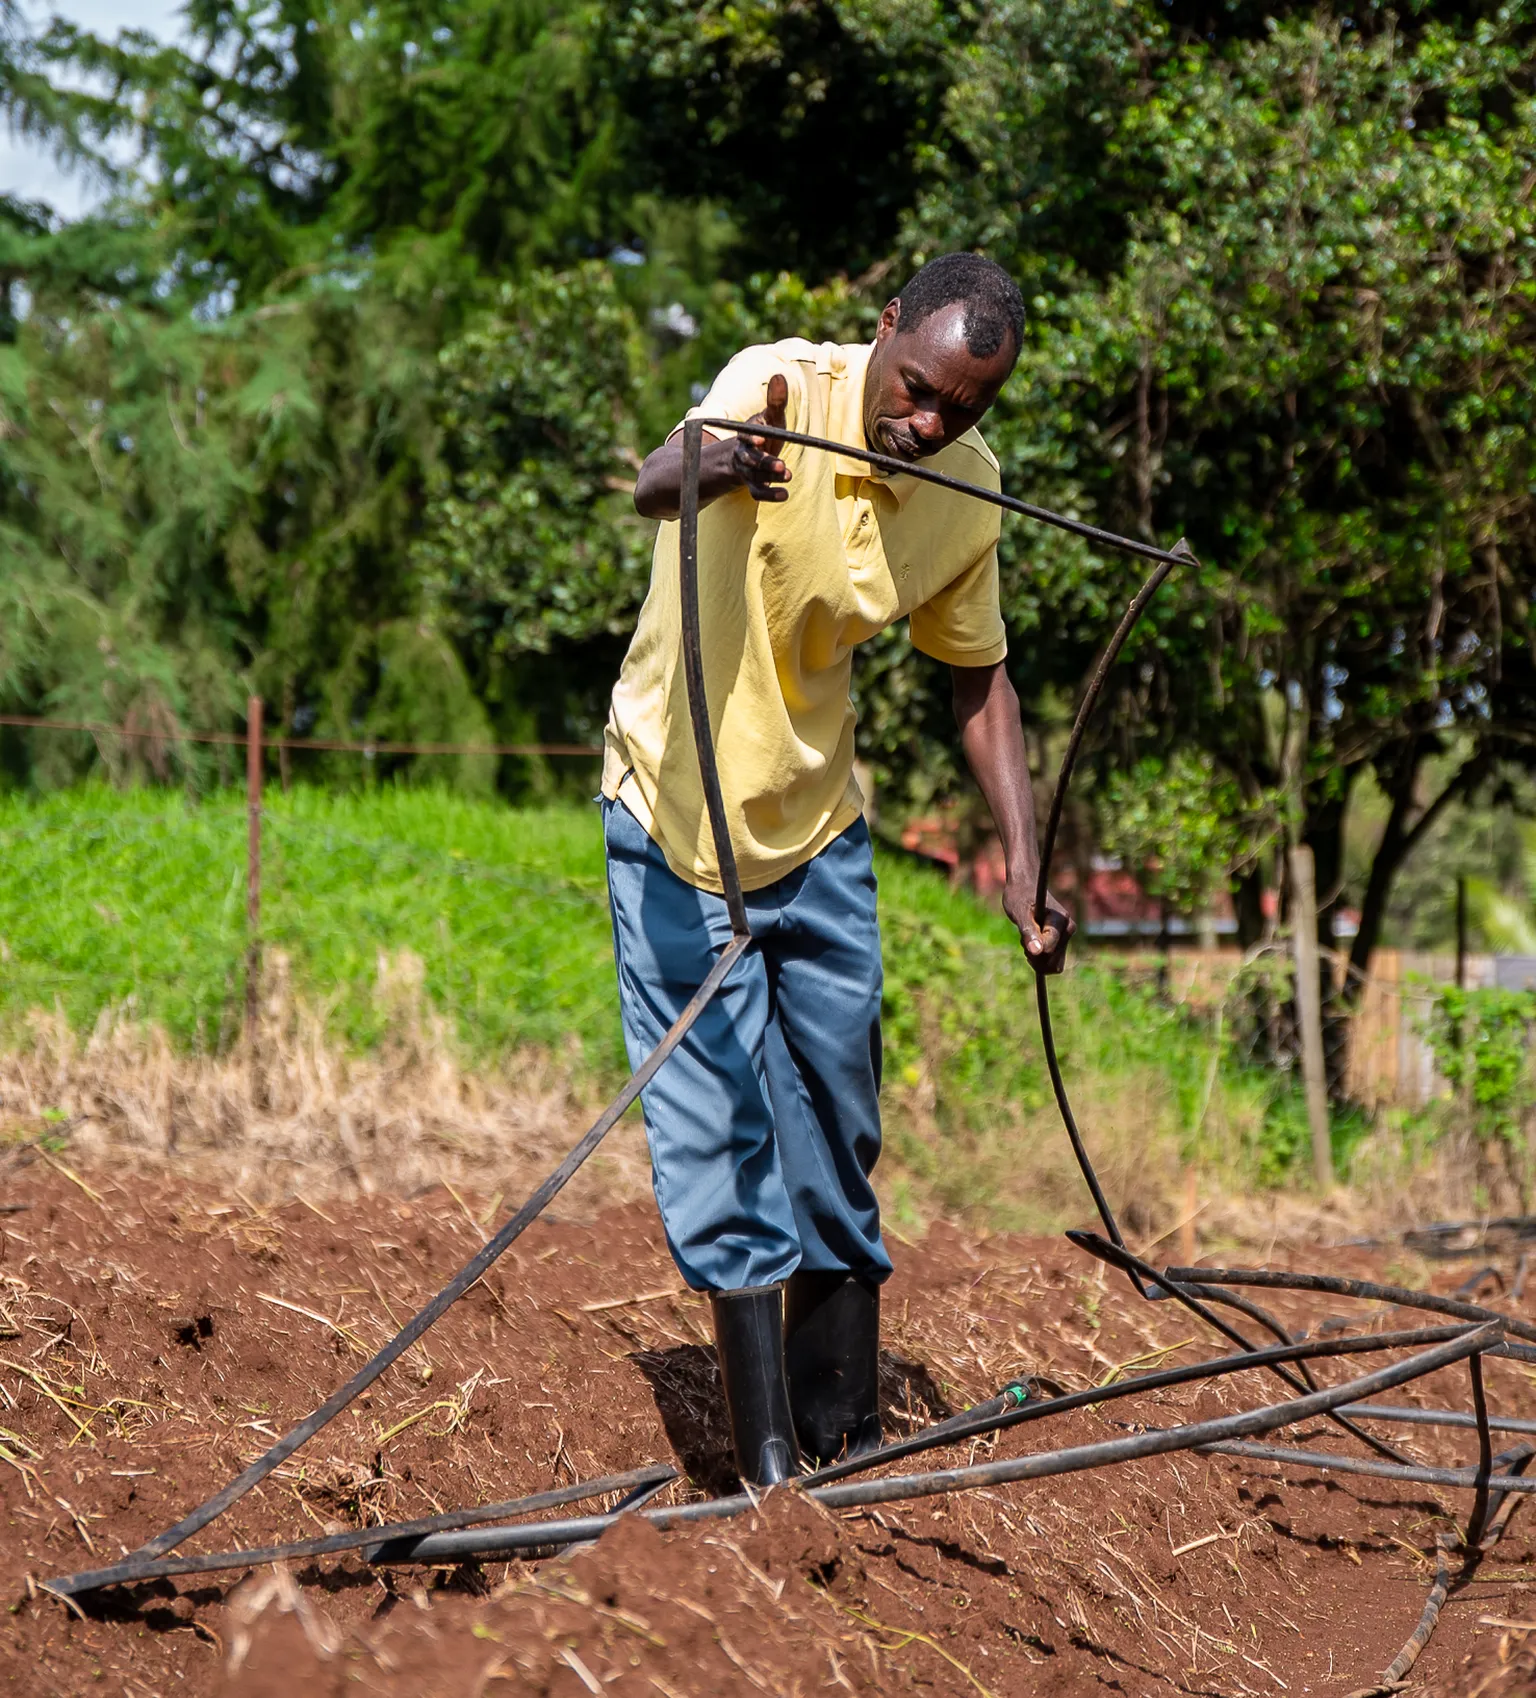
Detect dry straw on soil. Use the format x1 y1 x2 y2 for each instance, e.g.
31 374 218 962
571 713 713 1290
0 951 652 1215
0 947 1502 1253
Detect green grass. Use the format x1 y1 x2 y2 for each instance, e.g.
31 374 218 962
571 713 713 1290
0 785 620 1063
0 783 1321 1222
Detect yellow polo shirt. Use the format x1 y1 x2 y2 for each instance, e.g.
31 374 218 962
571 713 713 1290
602 337 1007 894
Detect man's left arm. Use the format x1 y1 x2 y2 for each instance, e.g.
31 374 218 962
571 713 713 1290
952 661 1075 971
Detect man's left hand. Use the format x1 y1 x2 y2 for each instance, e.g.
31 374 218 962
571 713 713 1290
1003 878 1075 974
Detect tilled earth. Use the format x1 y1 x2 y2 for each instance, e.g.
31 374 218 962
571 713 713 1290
1 1157 1534 1696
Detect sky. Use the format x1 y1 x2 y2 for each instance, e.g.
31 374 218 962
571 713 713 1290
2 0 187 219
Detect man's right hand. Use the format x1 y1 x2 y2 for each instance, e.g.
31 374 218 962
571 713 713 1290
726 372 792 503
632 370 794 520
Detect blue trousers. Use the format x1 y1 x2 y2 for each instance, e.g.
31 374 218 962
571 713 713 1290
604 798 892 1292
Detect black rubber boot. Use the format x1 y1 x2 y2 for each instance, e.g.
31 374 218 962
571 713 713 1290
784 1270 882 1466
709 1285 800 1487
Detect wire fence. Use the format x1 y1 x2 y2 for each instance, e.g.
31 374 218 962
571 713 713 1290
0 703 1507 1110
0 702 616 1065
0 710 602 760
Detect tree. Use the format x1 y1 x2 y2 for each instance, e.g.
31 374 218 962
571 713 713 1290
0 0 662 779
600 0 959 281
911 6 1536 1058
414 264 653 738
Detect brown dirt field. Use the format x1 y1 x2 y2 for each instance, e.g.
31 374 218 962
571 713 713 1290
1 1153 1534 1697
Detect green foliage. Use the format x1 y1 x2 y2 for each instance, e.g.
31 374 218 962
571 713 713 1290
907 2 1536 963
1369 777 1536 954
0 785 621 1062
600 0 959 279
1251 1088 1374 1188
0 262 445 762
1097 750 1273 913
1425 984 1536 1159
416 265 652 676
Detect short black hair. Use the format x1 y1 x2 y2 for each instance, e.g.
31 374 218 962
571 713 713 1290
894 253 1025 360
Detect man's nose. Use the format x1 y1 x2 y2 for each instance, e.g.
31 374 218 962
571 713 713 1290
911 410 946 446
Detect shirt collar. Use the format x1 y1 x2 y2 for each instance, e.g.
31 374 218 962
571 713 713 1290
825 342 921 508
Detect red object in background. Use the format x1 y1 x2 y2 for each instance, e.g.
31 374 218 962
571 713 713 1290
897 812 1359 942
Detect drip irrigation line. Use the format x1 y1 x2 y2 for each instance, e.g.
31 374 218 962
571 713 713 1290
1162 1266 1536 1348
50 1327 1482 1593
356 1324 1499 1566
123 933 748 1567
1166 1278 1415 1466
954 467 1510 1533
1069 1230 1416 1465
804 1325 1479 1489
1478 1447 1534 1552
1171 1280 1312 1359
547 1474 678 1558
1028 545 1194 1281
1364 1446 1536 1693
45 1466 678 1599
1358 1450 1536 1697
1379 1535 1453 1692
1341 1403 1536 1436
1194 1439 1536 1495
1468 1353 1496 1549
679 423 749 935
691 419 1194 569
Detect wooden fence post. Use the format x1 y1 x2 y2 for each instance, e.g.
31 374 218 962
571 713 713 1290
245 695 263 1041
1290 843 1334 1189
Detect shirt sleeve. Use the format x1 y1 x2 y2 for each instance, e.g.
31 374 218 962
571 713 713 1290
908 540 1009 667
671 344 804 443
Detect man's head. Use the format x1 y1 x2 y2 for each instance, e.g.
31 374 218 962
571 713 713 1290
863 253 1024 464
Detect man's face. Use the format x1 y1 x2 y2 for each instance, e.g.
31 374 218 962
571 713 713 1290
862 298 1017 463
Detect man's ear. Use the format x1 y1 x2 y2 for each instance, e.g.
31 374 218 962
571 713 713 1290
875 298 902 341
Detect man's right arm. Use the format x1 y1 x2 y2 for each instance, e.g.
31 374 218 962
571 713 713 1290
633 372 792 520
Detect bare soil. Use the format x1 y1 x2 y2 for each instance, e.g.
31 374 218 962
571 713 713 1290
1 1153 1533 1697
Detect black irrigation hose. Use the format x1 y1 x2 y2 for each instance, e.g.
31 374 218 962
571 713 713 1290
1361 1444 1536 1692
48 1327 1480 1593
50 1324 1486 1589
804 1324 1478 1488
689 419 1195 570
1166 1279 1415 1466
1378 1535 1454 1691
1029 550 1194 1278
1195 1439 1536 1496
1342 1403 1536 1436
114 934 749 1571
1070 1231 1418 1466
46 1466 678 1599
361 1324 1500 1564
1163 1266 1536 1349
1477 1447 1535 1552
1467 1354 1496 1549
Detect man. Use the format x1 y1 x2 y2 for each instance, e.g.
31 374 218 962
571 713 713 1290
602 252 1072 1486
